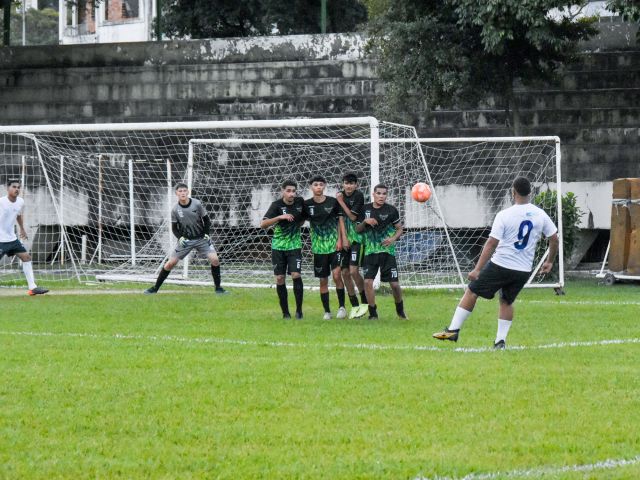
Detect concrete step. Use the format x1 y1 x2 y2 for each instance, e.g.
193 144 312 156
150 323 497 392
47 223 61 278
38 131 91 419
0 96 377 123
425 107 640 130
515 88 640 110
558 69 640 90
566 51 640 71
562 143 639 181
0 78 382 103
0 60 378 88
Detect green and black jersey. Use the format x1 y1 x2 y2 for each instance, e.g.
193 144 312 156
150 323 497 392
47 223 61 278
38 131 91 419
340 189 365 244
358 202 401 255
303 196 342 255
263 197 305 251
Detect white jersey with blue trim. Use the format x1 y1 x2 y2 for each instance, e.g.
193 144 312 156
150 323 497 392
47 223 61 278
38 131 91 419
489 203 557 272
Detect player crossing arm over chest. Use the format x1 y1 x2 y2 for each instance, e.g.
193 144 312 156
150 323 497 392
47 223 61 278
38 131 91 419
355 185 403 247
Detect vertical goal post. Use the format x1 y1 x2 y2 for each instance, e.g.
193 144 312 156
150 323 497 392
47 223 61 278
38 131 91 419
0 119 562 290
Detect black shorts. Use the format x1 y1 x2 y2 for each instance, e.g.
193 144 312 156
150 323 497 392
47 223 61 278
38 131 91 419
313 252 341 278
349 242 364 267
272 248 302 276
362 252 399 283
468 261 530 305
337 249 350 269
0 239 27 258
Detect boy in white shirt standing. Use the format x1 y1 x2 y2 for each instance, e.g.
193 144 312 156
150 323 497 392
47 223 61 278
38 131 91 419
433 177 558 349
0 179 49 296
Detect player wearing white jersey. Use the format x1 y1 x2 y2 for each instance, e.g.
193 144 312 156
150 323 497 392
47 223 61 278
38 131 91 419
433 177 558 349
0 179 48 295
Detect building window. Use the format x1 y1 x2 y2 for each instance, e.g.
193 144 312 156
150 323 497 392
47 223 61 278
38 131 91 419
105 0 139 21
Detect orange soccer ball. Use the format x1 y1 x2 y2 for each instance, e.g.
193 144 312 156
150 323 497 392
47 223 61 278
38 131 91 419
411 182 432 203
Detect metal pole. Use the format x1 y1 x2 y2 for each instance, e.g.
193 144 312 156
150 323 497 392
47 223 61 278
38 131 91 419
167 159 173 251
555 139 564 288
155 0 161 40
98 154 103 264
129 158 136 266
21 1 25 46
81 235 87 264
59 155 65 265
320 0 327 33
20 155 26 195
183 143 194 278
3 0 11 46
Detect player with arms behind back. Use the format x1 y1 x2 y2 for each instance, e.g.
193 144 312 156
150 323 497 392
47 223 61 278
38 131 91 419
145 183 226 295
0 179 48 296
356 184 407 320
335 172 369 319
260 180 306 319
433 177 559 349
304 176 346 320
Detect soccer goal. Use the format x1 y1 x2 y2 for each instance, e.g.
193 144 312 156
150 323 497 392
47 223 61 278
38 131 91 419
0 119 562 289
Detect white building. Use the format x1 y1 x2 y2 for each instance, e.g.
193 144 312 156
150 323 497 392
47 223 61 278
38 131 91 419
58 0 157 44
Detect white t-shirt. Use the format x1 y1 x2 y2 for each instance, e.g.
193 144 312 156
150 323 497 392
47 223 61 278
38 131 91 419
489 203 557 272
0 195 25 242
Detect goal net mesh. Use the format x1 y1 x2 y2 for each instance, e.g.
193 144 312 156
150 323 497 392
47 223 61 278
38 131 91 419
0 122 560 289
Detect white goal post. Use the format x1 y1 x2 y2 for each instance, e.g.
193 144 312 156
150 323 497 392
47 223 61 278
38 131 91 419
0 118 563 290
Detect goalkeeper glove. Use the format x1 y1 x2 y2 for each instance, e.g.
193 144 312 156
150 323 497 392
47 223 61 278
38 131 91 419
204 234 210 242
179 236 188 247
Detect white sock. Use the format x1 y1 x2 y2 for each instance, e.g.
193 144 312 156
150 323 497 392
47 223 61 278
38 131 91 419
22 261 37 290
448 306 472 331
495 319 512 343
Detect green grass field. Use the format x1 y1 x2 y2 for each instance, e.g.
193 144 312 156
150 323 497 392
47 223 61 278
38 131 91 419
1 279 639 479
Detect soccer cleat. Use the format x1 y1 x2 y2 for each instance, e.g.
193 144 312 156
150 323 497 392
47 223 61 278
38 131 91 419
323 312 332 320
215 287 228 295
350 304 369 319
432 328 459 342
494 339 506 350
283 313 292 319
368 314 378 320
27 287 49 296
336 307 347 319
397 312 409 320
144 286 158 295
295 311 303 320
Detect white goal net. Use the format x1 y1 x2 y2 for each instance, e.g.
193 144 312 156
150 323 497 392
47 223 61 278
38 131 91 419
0 119 562 289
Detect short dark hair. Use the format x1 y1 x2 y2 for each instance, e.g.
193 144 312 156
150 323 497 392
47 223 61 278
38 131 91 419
309 175 326 185
373 183 388 192
512 177 531 196
281 179 297 190
342 172 358 183
7 179 20 187
174 182 188 191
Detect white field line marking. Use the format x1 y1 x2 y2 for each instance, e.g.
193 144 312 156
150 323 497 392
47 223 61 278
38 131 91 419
522 299 640 306
416 454 640 479
1 331 640 354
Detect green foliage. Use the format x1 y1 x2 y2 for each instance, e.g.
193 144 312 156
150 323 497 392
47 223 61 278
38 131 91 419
160 0 367 39
607 0 640 42
360 0 390 19
534 189 583 263
2 283 640 477
3 6 58 46
367 0 599 129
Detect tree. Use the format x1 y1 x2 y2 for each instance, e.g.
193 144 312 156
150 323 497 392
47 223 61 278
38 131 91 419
367 0 598 132
11 6 58 45
607 0 640 41
160 0 367 39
